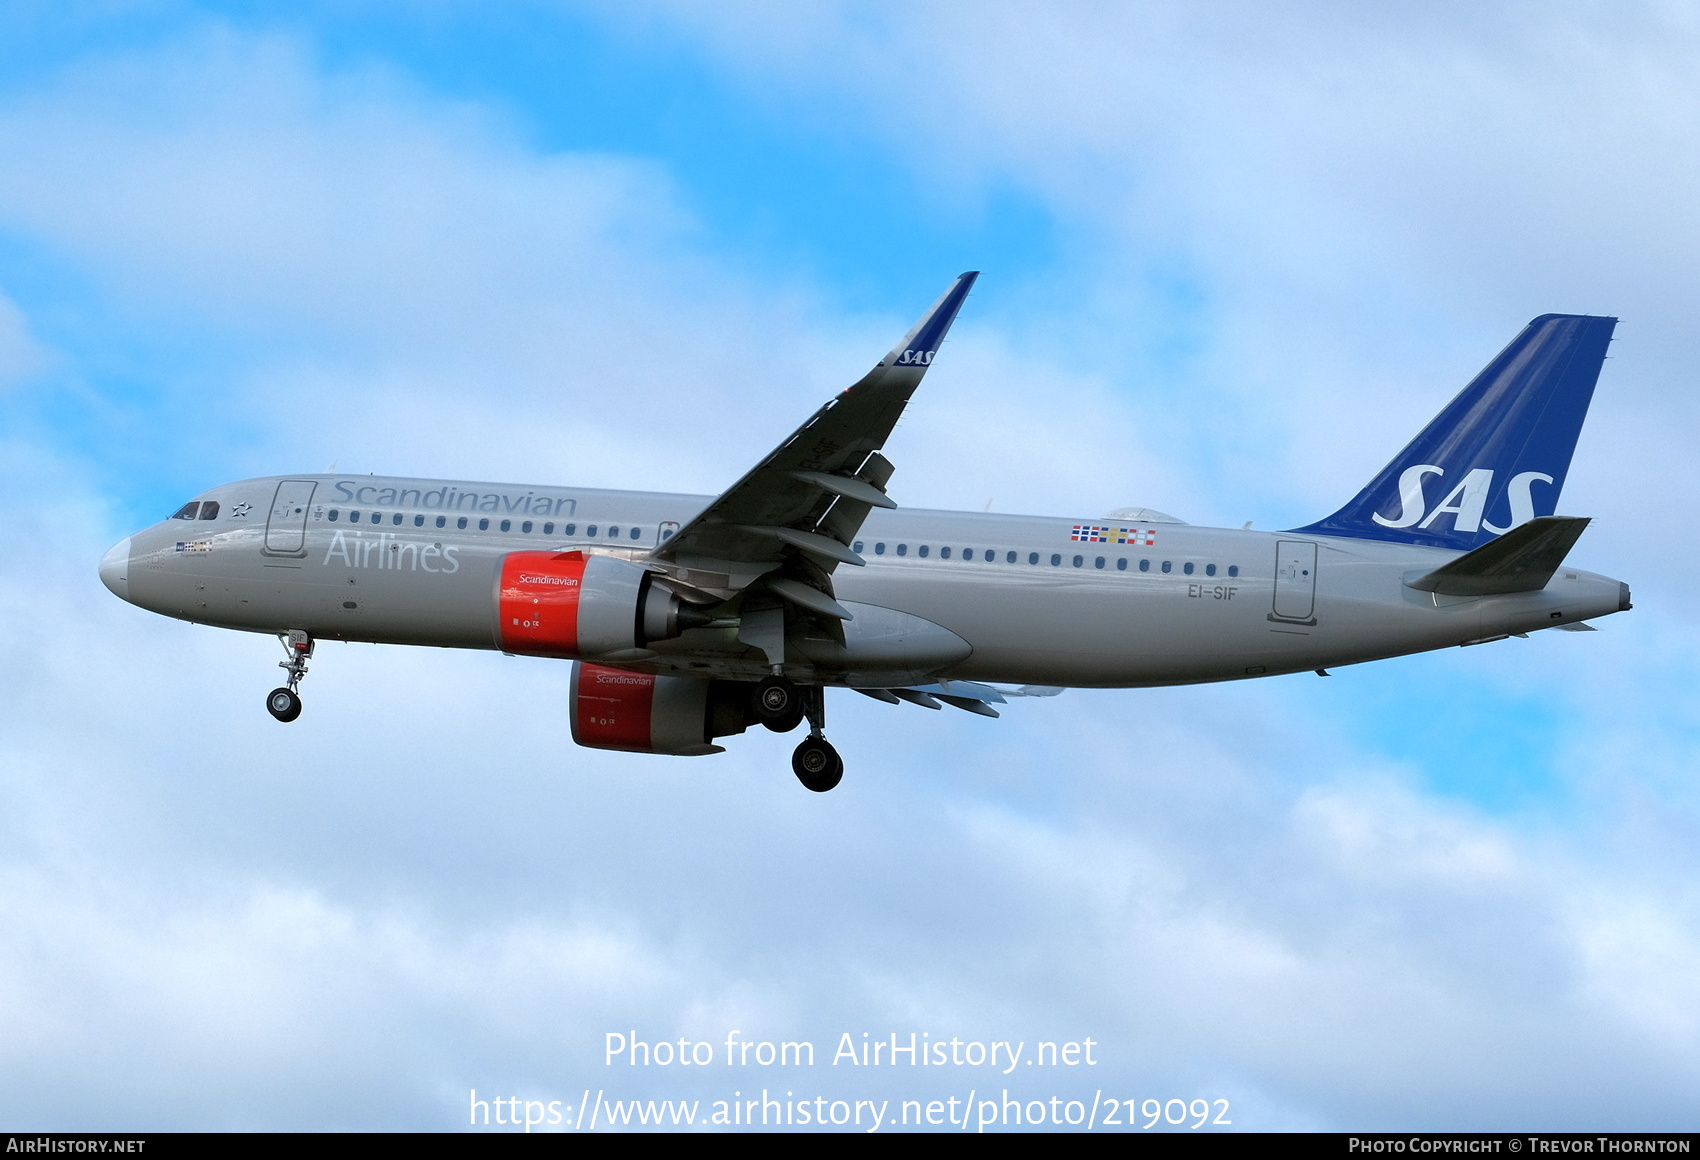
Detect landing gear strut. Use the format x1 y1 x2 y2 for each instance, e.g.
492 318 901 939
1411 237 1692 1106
790 686 842 792
266 629 312 723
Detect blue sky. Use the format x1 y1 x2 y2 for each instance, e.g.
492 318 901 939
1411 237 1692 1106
1 1 1697 1132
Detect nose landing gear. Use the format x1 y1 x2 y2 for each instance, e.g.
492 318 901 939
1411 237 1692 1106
790 686 842 792
266 629 312 723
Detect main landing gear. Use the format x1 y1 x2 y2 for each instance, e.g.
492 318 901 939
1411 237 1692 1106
791 685 842 793
792 735 842 793
752 674 806 732
750 675 843 791
266 629 312 723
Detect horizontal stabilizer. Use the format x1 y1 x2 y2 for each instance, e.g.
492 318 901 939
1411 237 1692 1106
1405 516 1590 596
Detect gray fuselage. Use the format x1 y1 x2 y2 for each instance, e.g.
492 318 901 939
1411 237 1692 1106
100 474 1630 689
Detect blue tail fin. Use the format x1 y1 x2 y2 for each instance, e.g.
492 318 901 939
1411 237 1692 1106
1295 314 1616 550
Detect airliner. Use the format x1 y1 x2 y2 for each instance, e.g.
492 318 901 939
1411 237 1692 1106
98 273 1628 790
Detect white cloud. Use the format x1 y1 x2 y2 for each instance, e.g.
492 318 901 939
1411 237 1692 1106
628 0 1700 561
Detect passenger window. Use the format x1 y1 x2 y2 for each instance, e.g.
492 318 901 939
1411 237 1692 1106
370 512 382 524
587 525 598 537
544 522 553 535
565 524 576 536
478 518 489 531
875 542 886 555
941 547 952 559
1117 558 1127 571
500 519 512 532
985 550 995 562
199 501 220 520
1206 563 1217 577
853 541 864 553
1073 555 1083 568
414 514 424 527
1183 562 1194 575
522 521 532 533
1228 565 1239 578
457 517 468 530
436 516 446 528
1161 561 1172 573
963 548 974 561
171 502 200 520
392 513 403 525
1006 551 1016 564
1028 552 1039 565
1050 553 1061 566
630 527 641 540
1140 559 1150 572
328 510 340 522
918 545 930 558
609 526 620 538
896 544 907 556
1095 556 1105 569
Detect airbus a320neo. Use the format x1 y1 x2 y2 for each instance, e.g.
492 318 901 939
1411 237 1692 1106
100 273 1629 790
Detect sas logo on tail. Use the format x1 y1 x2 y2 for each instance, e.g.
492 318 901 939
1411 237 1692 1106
895 349 936 365
1374 466 1553 534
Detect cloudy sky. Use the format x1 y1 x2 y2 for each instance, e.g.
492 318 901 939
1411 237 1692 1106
2 1 1698 1132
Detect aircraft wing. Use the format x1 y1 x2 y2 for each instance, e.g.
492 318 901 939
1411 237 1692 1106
650 272 978 602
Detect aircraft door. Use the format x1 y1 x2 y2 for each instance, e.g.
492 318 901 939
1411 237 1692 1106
263 480 318 556
1271 540 1318 623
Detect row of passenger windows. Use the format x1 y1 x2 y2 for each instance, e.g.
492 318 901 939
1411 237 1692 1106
851 540 1240 578
171 501 220 520
323 509 649 539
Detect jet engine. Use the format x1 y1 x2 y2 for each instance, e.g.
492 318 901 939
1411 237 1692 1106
569 662 750 756
497 551 711 658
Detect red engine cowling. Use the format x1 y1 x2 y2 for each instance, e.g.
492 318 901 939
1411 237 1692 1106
497 551 707 658
569 662 749 756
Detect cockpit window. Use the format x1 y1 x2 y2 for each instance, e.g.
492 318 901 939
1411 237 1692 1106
198 501 220 520
171 502 200 520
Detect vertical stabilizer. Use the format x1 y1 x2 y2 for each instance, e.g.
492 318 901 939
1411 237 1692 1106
1296 314 1616 550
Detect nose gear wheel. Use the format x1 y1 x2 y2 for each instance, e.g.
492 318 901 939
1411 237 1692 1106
266 687 302 722
267 629 313 723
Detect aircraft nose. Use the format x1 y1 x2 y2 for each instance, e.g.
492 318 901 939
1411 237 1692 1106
99 537 131 601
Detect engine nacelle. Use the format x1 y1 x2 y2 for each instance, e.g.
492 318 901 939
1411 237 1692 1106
497 551 709 658
569 662 749 756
